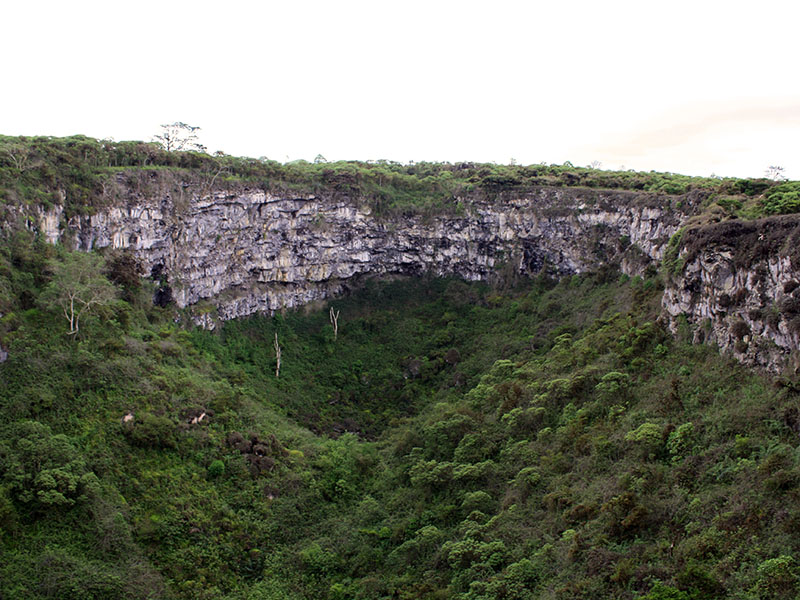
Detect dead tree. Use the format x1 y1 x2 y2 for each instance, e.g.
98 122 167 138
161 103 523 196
3 144 33 172
765 165 788 181
274 333 282 378
152 122 206 153
329 307 340 341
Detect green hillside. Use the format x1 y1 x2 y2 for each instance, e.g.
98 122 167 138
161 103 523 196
3 137 800 598
2 225 800 599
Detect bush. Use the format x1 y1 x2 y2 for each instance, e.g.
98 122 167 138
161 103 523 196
752 555 798 599
299 542 340 575
207 460 225 478
0 421 98 510
763 182 800 214
639 583 692 600
461 490 494 514
625 422 664 459
37 547 125 599
122 413 176 449
667 422 695 461
595 371 631 401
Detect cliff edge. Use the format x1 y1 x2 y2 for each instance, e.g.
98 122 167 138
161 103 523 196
7 164 800 373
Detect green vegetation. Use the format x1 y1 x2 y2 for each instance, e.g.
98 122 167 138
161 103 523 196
2 226 800 599
762 182 800 215
1 134 794 221
2 139 799 598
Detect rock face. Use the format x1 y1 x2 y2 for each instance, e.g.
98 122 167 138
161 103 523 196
17 174 800 371
25 178 694 328
661 216 800 373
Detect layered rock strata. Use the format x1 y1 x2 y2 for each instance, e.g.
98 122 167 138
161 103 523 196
662 216 800 373
18 176 800 372
26 181 693 327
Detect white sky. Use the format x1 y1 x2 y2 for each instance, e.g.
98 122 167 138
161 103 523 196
2 0 799 179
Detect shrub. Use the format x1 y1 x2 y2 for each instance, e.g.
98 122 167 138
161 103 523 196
298 542 340 575
639 582 692 600
663 228 686 275
207 460 225 478
667 422 695 462
715 195 743 213
0 421 99 511
673 562 724 599
501 406 546 437
122 413 176 449
453 433 493 463
595 371 631 401
461 490 494 515
513 467 541 490
37 547 125 599
387 525 444 566
601 491 650 539
763 182 800 214
752 555 798 599
625 422 664 459
408 460 454 490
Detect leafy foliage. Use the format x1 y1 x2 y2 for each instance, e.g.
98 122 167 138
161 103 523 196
40 251 117 334
762 182 800 215
2 232 800 598
1 134 794 222
0 420 99 509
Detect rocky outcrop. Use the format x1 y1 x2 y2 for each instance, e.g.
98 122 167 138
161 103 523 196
18 173 800 372
23 177 695 328
662 216 800 373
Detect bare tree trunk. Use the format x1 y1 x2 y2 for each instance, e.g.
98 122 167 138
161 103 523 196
329 307 340 341
69 295 76 334
274 333 281 378
4 146 32 172
201 166 230 199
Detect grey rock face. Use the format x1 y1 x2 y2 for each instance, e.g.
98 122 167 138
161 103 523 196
661 217 800 373
28 183 691 328
23 177 800 371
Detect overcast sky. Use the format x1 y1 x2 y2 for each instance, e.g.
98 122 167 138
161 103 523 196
3 0 799 179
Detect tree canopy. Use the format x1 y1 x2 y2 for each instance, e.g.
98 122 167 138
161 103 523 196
41 252 116 335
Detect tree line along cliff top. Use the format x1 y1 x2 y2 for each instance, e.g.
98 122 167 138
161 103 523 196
0 134 798 221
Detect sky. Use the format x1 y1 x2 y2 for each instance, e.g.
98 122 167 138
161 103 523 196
2 0 799 179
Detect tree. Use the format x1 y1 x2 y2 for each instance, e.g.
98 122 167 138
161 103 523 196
0 420 99 510
42 252 117 335
329 306 340 341
274 333 282 377
152 122 206 153
1 143 34 172
766 165 788 181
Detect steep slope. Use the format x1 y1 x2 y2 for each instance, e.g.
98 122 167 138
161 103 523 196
662 215 800 373
4 137 800 598
15 167 800 373
18 179 695 325
3 249 800 599
7 135 799 370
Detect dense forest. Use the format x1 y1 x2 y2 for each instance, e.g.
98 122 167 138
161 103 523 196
2 137 800 599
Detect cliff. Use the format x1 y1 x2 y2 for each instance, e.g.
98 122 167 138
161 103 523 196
662 216 800 373
13 171 800 372
20 175 695 328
